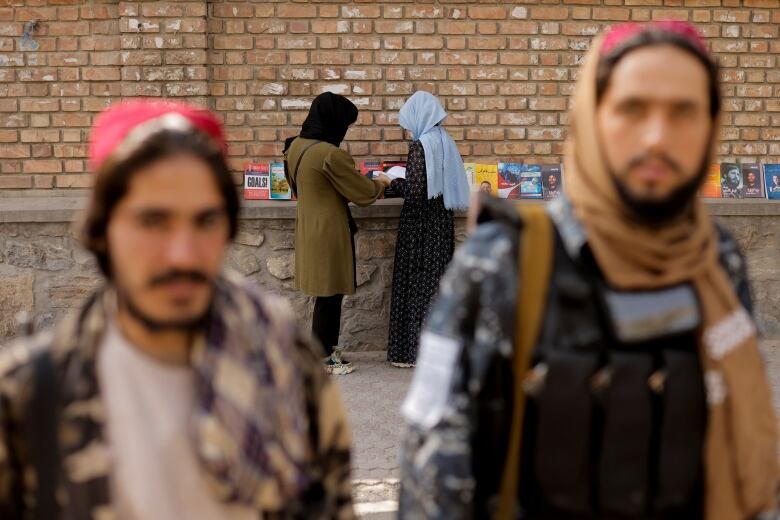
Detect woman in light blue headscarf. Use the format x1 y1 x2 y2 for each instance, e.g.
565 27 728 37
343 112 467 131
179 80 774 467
387 91 470 367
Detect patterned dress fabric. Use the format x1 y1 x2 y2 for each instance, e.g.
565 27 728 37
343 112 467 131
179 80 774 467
387 140 455 365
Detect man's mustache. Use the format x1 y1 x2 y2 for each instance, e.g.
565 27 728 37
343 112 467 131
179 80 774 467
149 270 210 288
627 152 683 175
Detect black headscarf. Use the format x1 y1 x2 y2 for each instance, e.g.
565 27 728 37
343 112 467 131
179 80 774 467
284 93 358 152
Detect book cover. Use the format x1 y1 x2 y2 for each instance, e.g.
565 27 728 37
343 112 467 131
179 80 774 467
542 164 563 200
519 164 543 199
270 161 291 200
764 164 780 200
464 163 477 192
497 162 524 199
381 160 406 198
359 159 381 176
720 163 743 199
700 164 722 198
243 163 270 200
742 164 764 199
475 163 498 196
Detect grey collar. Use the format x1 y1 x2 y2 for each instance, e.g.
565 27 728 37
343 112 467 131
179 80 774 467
546 196 588 260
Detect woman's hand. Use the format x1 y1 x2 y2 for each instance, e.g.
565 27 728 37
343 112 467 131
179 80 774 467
376 174 392 187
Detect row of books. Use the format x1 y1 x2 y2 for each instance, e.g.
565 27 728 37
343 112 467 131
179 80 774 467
465 162 564 200
701 163 780 200
360 160 565 200
244 160 780 201
244 162 292 200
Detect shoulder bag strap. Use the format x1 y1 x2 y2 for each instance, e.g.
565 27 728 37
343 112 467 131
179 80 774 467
495 203 554 520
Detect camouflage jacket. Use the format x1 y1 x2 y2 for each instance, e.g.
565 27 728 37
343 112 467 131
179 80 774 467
0 272 354 520
398 196 756 520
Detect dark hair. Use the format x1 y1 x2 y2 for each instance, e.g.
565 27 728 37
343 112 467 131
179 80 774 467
82 128 239 278
596 31 721 118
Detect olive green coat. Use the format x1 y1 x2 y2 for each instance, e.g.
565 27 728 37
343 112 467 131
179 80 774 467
285 137 385 296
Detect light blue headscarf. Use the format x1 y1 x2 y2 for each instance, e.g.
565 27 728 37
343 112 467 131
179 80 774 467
398 91 470 210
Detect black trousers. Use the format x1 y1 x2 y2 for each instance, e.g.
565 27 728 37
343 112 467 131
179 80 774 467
312 294 344 357
312 208 356 357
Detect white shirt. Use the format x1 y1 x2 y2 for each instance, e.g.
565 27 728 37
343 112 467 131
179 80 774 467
97 322 257 520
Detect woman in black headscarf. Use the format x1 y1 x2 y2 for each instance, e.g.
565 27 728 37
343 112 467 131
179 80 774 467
284 93 391 375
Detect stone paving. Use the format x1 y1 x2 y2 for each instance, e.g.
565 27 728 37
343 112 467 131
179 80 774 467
335 351 412 519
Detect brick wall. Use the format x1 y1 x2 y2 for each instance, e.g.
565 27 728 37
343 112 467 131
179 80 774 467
1 1 779 191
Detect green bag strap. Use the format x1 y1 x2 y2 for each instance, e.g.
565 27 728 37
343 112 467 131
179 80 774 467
495 203 554 520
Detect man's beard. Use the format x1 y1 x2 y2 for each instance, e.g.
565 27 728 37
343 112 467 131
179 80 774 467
117 270 213 332
611 153 708 225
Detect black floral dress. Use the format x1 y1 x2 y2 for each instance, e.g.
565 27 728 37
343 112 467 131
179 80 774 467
387 140 455 365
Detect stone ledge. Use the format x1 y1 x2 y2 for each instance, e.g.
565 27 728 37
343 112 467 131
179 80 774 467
1 195 778 223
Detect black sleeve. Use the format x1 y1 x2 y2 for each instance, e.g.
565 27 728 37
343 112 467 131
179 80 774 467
394 140 427 201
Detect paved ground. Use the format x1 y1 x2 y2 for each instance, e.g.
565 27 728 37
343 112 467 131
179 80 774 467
335 351 412 519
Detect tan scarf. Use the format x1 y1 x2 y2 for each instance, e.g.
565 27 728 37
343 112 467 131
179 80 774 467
564 35 778 519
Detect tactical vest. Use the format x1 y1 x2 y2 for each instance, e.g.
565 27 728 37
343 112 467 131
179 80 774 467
517 224 707 520
474 200 752 520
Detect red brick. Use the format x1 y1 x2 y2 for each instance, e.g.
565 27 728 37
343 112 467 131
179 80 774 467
499 22 539 35
56 174 92 188
405 36 444 50
0 176 33 189
441 51 478 65
341 5 381 18
0 145 30 158
278 5 317 18
141 3 185 17
651 9 689 20
23 160 62 173
16 7 58 21
468 6 507 19
20 99 59 112
82 67 121 81
31 144 51 158
375 20 414 34
81 5 114 19
213 35 253 50
312 20 351 34
593 7 630 20
47 21 90 36
437 21 476 35
407 6 443 18
530 7 569 20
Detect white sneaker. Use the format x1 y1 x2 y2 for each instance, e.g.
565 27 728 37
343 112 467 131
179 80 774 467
323 351 355 375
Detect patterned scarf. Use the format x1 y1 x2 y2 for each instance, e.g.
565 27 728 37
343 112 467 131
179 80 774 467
189 271 311 508
564 29 778 519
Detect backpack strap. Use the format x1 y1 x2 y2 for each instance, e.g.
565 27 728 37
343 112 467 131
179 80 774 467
27 350 61 520
495 203 554 520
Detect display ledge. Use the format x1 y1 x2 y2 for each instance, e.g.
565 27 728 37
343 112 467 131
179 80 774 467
1 196 778 223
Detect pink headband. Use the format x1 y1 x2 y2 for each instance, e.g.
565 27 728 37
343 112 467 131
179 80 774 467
601 21 709 57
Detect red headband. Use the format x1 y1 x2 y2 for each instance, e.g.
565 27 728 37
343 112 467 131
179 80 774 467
601 21 709 57
88 99 226 173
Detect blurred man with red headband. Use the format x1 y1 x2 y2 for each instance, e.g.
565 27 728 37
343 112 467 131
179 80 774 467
399 22 778 520
0 100 354 519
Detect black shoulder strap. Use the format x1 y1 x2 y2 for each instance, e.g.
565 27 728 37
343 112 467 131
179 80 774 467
292 140 322 180
285 139 322 198
27 351 61 520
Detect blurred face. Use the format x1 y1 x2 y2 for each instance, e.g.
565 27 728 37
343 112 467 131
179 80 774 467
548 174 557 188
747 172 757 185
106 153 231 331
480 181 492 193
727 169 740 186
774 175 780 187
597 45 712 208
